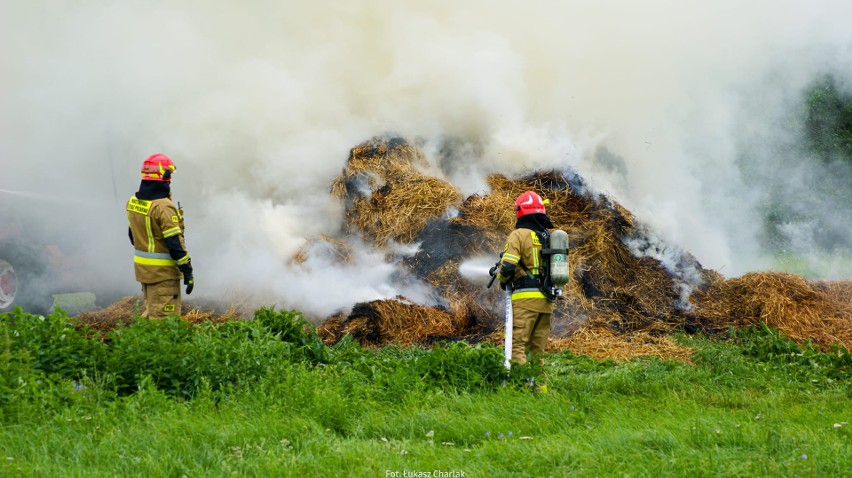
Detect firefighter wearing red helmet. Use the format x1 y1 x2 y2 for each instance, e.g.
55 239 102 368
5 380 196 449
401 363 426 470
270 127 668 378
126 154 194 319
491 191 556 365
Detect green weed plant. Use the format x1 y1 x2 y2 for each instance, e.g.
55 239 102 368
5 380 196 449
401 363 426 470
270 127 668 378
1 306 849 476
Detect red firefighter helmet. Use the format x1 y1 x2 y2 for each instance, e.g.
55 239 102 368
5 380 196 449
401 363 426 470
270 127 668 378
141 153 176 182
514 191 547 217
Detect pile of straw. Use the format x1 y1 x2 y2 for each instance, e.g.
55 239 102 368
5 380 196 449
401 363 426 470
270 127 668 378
318 296 476 347
689 272 852 350
74 295 139 332
73 295 237 334
292 235 353 265
548 319 695 363
320 138 852 359
424 260 502 332
331 137 462 245
318 140 720 358
451 171 694 333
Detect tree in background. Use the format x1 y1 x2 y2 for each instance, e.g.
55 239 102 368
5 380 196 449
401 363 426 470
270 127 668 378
753 73 852 269
805 75 852 164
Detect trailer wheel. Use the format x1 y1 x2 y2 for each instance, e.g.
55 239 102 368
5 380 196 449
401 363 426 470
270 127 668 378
0 242 54 314
0 258 16 310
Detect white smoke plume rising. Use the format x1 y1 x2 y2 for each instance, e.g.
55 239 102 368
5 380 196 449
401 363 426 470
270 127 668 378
2 1 851 317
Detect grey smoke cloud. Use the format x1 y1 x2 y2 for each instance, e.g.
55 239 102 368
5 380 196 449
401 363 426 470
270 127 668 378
2 1 850 316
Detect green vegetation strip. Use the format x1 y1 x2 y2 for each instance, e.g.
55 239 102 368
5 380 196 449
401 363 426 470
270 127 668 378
1 307 850 477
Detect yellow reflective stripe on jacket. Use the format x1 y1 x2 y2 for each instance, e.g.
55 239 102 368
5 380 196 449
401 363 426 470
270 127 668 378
162 226 182 238
529 231 540 275
502 253 520 264
512 290 547 300
145 217 155 253
176 254 190 266
134 251 177 266
134 256 177 266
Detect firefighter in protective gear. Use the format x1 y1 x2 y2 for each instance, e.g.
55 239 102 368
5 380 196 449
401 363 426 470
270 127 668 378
126 153 194 319
494 191 556 365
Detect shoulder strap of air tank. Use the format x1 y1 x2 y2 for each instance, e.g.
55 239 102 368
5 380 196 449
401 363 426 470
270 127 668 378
535 229 567 256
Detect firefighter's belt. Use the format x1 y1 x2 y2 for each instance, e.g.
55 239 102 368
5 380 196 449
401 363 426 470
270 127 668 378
512 275 542 291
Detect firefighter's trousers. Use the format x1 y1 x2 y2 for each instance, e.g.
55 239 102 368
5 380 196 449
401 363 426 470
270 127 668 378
511 305 552 365
141 279 181 319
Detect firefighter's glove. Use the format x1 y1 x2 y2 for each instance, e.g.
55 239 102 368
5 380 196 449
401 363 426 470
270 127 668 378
500 280 509 291
184 273 194 295
178 262 194 295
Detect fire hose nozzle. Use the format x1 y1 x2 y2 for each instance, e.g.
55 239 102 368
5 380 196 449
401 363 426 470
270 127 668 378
486 261 500 289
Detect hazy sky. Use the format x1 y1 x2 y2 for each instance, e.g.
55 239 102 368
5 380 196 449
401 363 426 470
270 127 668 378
2 1 850 317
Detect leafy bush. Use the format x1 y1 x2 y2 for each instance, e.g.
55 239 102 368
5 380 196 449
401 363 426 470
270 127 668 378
735 323 851 380
104 317 197 396
414 341 515 390
253 307 330 363
1 306 539 411
0 307 105 379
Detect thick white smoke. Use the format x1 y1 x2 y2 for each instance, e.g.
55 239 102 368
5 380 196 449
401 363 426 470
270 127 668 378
2 1 850 317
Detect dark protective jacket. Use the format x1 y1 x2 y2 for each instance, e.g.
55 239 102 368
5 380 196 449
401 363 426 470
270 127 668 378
126 181 190 284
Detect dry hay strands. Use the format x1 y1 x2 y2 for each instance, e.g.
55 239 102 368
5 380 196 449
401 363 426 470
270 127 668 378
346 137 427 177
316 312 347 345
552 278 598 326
569 222 682 324
293 235 353 265
455 187 517 235
456 172 597 235
812 280 852 316
331 137 428 201
181 302 238 326
74 296 141 333
346 176 461 245
74 296 242 335
548 319 694 363
341 297 462 347
690 272 852 350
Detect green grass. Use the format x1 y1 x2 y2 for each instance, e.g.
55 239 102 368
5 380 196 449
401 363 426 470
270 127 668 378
1 308 850 477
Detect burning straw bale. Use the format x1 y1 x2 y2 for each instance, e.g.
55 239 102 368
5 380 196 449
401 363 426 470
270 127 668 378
451 170 688 334
404 219 495 278
331 137 462 245
293 235 353 265
319 137 848 360
425 260 502 329
454 172 601 237
689 272 852 350
329 165 711 352
316 296 479 347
